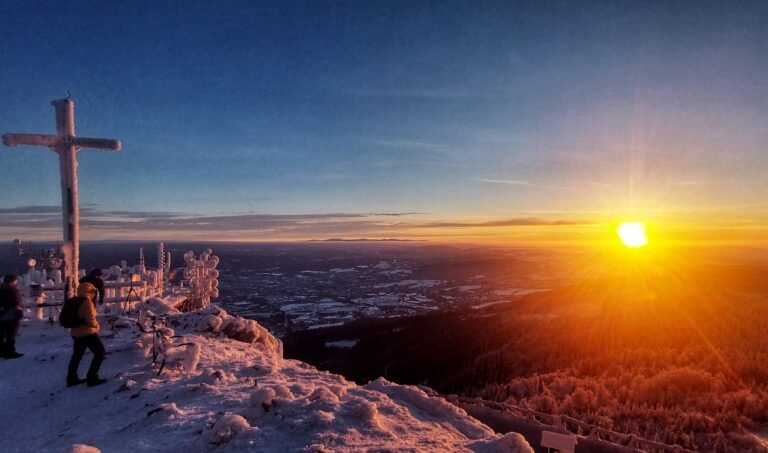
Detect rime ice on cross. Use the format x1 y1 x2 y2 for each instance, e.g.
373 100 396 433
2 99 121 297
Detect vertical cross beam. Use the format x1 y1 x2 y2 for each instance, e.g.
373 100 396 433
53 99 80 298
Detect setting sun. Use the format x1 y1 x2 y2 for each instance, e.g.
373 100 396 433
617 222 649 248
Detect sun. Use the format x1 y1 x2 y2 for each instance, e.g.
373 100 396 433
617 221 649 248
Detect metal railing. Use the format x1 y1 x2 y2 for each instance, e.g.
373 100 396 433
450 396 696 453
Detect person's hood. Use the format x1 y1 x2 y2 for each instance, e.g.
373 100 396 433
77 282 97 299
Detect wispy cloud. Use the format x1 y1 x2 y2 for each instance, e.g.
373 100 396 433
668 180 717 187
293 173 355 182
357 137 468 164
345 88 475 100
362 138 448 151
474 178 530 186
95 210 190 219
0 205 62 214
473 178 582 192
371 212 426 217
0 208 422 232
419 218 593 228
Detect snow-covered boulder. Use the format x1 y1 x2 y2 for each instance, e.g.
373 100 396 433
170 306 282 357
171 305 225 332
163 341 201 374
205 413 256 446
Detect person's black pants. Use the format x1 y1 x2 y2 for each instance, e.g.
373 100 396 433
0 319 20 356
67 334 105 381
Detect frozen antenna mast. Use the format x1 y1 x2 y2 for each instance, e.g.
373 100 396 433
2 98 121 298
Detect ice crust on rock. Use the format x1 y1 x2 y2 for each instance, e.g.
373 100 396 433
0 307 532 452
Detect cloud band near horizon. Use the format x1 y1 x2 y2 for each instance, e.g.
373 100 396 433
0 204 595 241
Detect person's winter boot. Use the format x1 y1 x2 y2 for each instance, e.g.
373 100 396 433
87 377 107 387
67 377 86 387
4 351 23 359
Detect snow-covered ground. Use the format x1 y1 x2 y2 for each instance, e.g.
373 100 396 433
0 306 532 452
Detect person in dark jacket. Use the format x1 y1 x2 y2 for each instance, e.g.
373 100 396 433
66 282 107 387
0 274 24 359
79 269 105 305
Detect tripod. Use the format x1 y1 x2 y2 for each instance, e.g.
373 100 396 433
120 273 140 314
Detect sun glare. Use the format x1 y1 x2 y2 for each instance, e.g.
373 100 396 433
617 222 649 248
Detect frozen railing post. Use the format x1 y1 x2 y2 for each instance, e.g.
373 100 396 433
157 243 166 294
2 99 121 298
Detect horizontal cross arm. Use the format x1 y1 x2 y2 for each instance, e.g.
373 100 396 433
72 137 121 151
2 133 58 147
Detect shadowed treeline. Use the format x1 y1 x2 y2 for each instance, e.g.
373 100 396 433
285 262 768 452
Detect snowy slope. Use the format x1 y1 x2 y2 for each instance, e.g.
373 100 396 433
0 306 532 452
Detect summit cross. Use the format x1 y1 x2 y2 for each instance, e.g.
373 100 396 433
2 99 121 298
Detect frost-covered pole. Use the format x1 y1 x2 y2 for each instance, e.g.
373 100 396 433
2 98 121 298
54 99 80 299
156 243 165 293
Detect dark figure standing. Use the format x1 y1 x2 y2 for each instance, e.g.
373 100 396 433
66 282 107 387
0 274 24 359
79 269 105 305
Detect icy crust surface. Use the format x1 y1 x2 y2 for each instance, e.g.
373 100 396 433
0 307 532 453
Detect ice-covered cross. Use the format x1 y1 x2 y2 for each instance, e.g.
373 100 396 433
2 99 121 298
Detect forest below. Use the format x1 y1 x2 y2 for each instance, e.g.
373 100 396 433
285 263 768 452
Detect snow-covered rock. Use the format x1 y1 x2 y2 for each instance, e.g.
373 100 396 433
170 305 282 356
204 413 256 447
0 307 532 452
144 296 181 315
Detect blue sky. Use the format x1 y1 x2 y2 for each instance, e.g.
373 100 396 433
1 1 767 241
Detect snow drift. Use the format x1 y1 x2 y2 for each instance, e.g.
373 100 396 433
0 306 532 452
